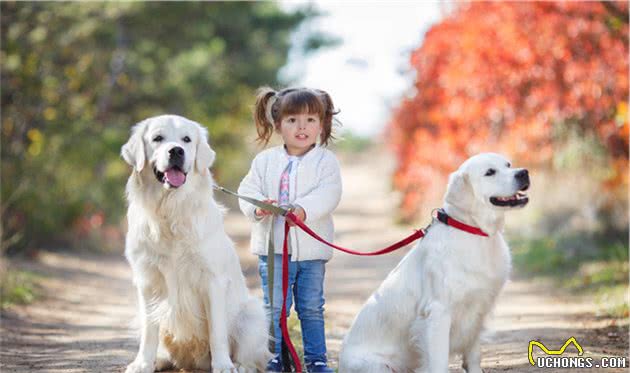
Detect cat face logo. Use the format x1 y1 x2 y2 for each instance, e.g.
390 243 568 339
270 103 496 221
528 337 584 366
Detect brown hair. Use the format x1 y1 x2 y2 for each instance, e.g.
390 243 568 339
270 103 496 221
253 86 339 146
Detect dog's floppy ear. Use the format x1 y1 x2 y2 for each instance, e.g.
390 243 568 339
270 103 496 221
121 120 148 172
195 125 215 175
444 170 474 212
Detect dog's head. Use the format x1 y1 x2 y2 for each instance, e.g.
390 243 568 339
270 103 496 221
444 153 530 233
121 115 215 189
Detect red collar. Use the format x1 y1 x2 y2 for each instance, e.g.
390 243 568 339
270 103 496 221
435 209 489 237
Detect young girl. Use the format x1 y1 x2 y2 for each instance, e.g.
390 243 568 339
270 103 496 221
238 87 341 373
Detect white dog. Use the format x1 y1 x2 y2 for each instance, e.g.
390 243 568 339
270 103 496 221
121 115 269 373
339 153 530 373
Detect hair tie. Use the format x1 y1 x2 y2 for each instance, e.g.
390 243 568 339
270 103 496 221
265 94 278 124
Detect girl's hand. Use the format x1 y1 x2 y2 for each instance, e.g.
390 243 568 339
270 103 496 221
255 199 277 218
288 206 306 226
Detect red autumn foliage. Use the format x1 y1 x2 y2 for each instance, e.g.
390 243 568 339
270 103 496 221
388 2 629 221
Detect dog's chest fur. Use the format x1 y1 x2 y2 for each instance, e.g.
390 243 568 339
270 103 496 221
131 200 214 278
437 231 511 352
403 225 511 354
125 174 221 336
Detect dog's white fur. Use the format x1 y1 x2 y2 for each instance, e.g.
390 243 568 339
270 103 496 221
339 153 529 373
122 115 269 373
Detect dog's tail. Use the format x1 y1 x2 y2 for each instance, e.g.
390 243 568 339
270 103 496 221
231 296 272 371
339 347 402 373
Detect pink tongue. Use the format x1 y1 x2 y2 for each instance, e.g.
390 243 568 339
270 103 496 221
165 168 186 187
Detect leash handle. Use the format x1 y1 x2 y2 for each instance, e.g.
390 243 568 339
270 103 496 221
213 184 289 216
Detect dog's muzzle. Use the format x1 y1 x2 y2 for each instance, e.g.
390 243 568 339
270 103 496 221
490 169 530 207
154 147 187 188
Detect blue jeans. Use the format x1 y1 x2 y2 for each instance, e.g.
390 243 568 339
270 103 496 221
258 254 328 364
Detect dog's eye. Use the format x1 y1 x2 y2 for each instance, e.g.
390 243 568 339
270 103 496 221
183 136 191 143
485 168 496 176
153 135 163 142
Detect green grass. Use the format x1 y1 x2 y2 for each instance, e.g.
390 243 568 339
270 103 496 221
564 261 629 318
513 236 628 272
286 314 339 372
512 236 629 318
512 238 567 273
287 314 304 361
0 269 40 309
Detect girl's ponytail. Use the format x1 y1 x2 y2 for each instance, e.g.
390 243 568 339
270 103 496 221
316 89 339 146
254 87 278 146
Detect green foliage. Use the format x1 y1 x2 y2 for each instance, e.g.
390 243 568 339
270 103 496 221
512 236 629 317
1 2 323 253
592 284 629 318
512 238 566 274
0 269 40 309
550 120 612 177
513 235 628 275
333 129 374 154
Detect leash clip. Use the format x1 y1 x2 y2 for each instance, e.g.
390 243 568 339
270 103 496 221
417 208 440 237
433 208 450 225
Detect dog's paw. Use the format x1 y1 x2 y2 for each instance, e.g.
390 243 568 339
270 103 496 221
212 358 237 373
125 359 154 373
154 357 174 371
212 368 238 373
464 368 483 373
235 364 257 373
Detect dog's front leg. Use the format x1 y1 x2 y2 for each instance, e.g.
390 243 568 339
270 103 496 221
413 303 451 373
205 276 236 373
462 338 483 373
126 285 160 373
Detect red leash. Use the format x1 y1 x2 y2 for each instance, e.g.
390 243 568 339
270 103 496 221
280 221 302 372
285 211 427 255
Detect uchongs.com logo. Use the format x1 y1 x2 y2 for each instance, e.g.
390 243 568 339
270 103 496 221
528 337 628 369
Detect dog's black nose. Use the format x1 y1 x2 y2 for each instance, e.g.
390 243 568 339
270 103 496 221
169 146 184 159
515 169 530 188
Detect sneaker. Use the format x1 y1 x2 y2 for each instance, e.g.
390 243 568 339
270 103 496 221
306 361 334 373
266 356 283 373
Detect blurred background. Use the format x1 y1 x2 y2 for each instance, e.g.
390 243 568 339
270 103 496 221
1 1 628 368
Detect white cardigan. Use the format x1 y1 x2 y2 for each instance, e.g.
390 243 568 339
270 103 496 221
237 145 342 261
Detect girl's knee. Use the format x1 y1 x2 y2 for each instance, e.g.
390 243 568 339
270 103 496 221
296 304 324 320
273 304 291 320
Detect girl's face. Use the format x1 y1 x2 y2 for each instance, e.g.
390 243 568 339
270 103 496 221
278 112 322 156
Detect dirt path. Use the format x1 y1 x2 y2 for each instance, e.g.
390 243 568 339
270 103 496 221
1 150 627 372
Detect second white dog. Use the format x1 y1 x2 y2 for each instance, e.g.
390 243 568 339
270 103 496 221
339 153 530 373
